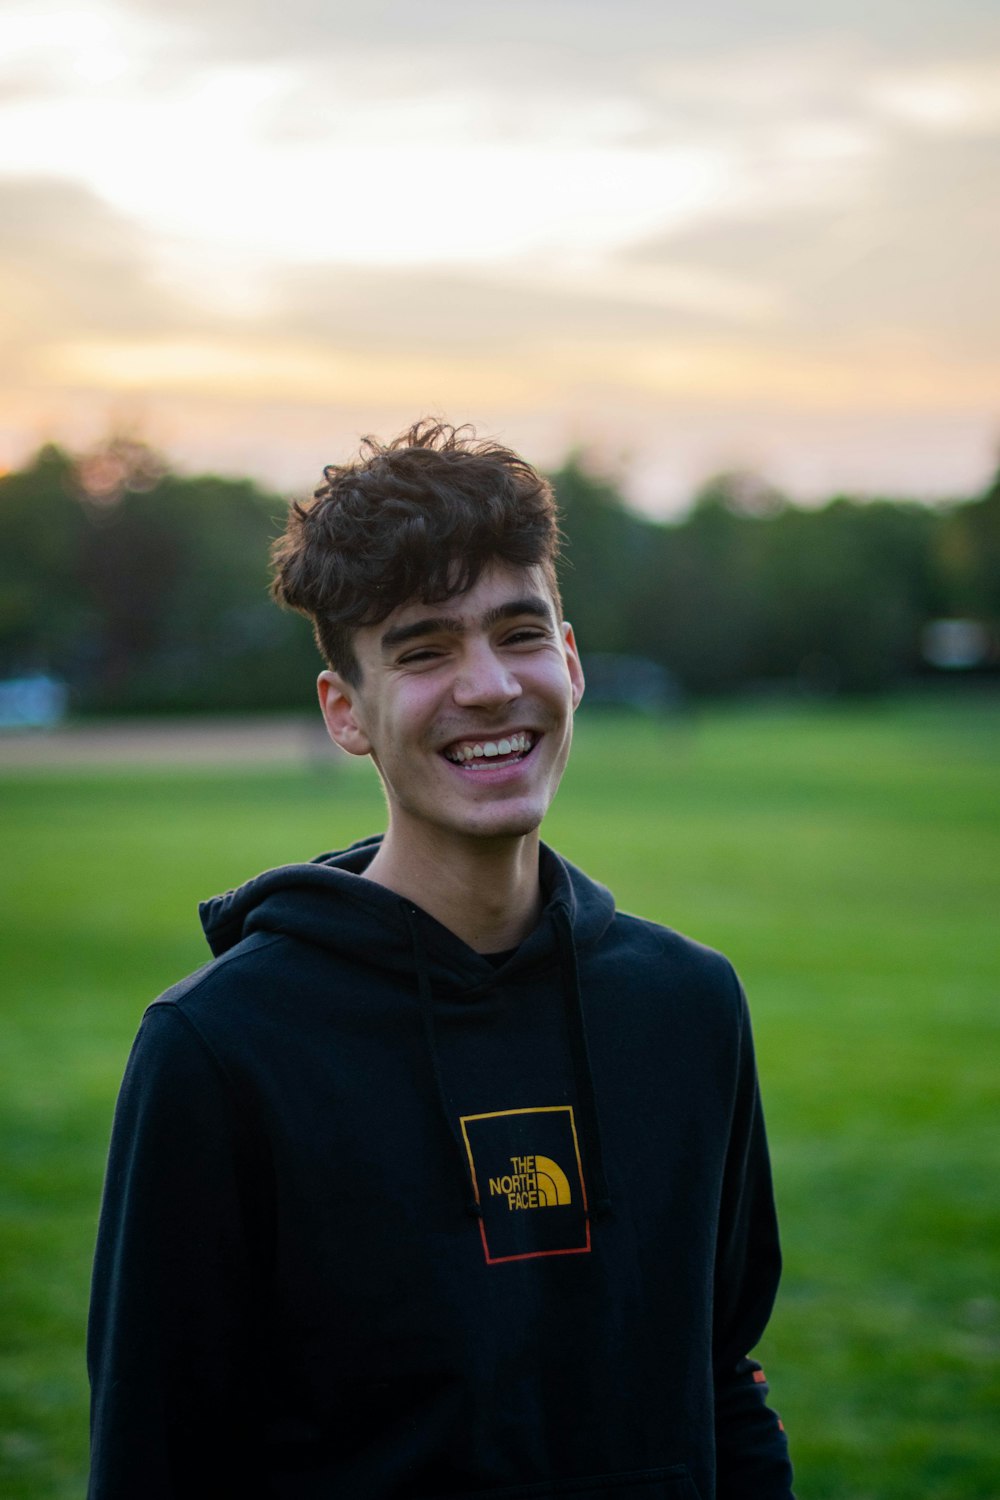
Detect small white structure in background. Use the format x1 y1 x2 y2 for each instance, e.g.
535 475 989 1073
0 674 69 729
921 619 991 671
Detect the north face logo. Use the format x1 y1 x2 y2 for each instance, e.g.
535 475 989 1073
489 1154 572 1211
460 1106 590 1264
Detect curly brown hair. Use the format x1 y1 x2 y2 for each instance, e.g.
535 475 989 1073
270 419 563 684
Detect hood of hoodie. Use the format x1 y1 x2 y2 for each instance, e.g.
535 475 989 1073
199 835 616 996
200 835 618 1223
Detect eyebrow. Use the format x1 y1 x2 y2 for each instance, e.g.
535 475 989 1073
380 595 554 653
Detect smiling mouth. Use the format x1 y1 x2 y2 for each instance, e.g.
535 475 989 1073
442 731 538 768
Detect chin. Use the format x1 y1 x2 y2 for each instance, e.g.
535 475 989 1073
456 806 546 841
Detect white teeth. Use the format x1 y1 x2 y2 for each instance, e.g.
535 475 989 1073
445 732 534 764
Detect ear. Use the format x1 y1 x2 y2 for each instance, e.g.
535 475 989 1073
562 622 585 710
317 671 373 757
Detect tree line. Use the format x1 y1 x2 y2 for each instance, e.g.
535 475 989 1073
0 437 997 715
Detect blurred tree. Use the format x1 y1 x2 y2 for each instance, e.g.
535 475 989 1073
0 445 94 679
551 456 652 656
932 464 1000 626
0 438 319 713
0 436 994 712
641 478 773 692
749 499 942 692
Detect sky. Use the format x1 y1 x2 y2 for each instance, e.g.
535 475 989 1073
1 0 999 514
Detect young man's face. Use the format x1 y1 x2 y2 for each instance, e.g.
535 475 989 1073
319 562 584 850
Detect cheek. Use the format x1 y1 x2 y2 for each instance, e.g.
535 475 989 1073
537 662 578 711
375 685 438 753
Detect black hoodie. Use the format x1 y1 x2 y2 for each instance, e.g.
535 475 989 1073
88 838 794 1500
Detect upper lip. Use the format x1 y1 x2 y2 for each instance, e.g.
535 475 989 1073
439 727 539 753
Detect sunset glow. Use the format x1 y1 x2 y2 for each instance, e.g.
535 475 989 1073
2 0 998 509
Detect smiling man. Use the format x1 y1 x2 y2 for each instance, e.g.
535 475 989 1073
318 561 582 951
88 421 794 1499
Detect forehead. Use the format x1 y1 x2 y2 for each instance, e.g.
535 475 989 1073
375 562 557 637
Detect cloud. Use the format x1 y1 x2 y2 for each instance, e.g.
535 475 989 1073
868 61 1000 134
0 178 182 363
103 0 1000 79
7 1 995 128
621 126 1000 357
2 1 998 502
0 175 284 389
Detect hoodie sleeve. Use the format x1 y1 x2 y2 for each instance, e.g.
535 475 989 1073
88 1001 271 1499
711 972 795 1499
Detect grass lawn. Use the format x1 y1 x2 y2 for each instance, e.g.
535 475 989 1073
1 693 998 1498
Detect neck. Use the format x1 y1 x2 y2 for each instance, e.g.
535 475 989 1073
363 825 544 953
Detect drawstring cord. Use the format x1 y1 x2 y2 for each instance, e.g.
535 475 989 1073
405 899 612 1226
405 906 483 1219
552 904 613 1220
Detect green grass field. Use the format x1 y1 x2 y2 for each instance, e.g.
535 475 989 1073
2 695 998 1498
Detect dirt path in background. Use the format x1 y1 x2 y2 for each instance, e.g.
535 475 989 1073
0 716 346 771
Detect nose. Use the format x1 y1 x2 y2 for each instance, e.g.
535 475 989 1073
451 641 523 711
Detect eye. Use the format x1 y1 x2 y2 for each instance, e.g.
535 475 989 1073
397 646 446 667
503 627 548 646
